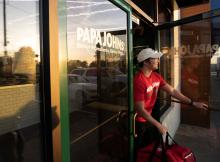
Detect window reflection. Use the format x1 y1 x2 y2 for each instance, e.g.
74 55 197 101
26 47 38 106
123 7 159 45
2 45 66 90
180 20 211 127
67 0 128 161
0 0 40 86
159 29 173 110
180 21 211 104
0 1 42 162
158 2 173 110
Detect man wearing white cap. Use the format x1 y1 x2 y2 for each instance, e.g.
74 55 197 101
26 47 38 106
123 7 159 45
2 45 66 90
134 48 208 149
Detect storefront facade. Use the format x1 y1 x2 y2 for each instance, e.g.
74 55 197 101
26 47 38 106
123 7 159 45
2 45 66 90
0 0 220 162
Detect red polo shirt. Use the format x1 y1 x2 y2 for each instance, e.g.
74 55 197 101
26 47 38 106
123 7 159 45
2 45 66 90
134 71 166 122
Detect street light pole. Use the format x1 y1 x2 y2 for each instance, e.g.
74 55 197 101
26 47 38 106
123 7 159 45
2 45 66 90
3 0 8 56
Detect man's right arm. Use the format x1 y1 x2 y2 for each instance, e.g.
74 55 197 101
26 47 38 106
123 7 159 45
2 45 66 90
135 101 168 135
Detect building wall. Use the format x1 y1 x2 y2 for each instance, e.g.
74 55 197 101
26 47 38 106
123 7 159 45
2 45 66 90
0 84 40 135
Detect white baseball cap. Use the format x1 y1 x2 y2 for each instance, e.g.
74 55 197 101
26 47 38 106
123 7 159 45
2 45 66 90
137 48 163 63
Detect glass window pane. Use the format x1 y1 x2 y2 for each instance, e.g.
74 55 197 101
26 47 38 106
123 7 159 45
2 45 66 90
0 1 43 162
159 28 173 109
158 3 173 110
172 16 220 162
67 1 128 161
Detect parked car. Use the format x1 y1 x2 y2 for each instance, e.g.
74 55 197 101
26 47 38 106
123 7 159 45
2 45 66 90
70 67 127 92
69 68 85 76
68 74 97 111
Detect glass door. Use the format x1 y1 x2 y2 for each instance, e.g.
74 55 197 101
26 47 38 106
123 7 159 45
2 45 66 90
63 0 132 162
158 15 220 128
157 9 220 162
157 7 220 123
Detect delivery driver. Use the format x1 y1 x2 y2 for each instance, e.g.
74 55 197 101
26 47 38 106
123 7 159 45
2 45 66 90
134 48 208 150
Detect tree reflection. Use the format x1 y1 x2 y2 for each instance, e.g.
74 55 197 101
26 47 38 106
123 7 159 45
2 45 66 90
0 46 37 86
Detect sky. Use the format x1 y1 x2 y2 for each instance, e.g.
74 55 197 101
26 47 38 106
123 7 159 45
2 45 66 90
211 0 220 10
66 0 128 64
0 0 128 64
0 0 40 56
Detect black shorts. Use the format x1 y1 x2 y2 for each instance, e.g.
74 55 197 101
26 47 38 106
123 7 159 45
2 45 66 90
134 121 160 149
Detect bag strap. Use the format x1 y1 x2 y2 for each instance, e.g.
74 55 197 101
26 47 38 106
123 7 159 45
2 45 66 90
165 132 177 146
149 132 178 162
148 138 161 162
148 134 167 162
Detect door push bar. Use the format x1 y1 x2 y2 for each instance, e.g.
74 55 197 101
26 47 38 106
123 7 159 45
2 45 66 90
158 97 220 112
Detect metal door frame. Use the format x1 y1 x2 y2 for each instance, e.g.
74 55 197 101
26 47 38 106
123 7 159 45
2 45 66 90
156 8 220 30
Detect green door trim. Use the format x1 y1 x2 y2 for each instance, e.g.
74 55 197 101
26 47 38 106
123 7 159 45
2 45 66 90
58 0 133 162
58 0 70 162
113 2 134 162
111 1 134 161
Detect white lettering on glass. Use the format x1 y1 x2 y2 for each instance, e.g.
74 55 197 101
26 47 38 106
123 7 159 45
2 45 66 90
76 27 125 51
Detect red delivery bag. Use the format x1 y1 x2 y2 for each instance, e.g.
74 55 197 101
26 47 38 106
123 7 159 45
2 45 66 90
136 133 196 162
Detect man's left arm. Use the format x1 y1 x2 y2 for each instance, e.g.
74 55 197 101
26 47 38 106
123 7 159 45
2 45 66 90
160 83 208 110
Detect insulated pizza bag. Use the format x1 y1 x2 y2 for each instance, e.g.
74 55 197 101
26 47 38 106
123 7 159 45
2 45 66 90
136 142 163 162
165 133 196 162
136 133 196 162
